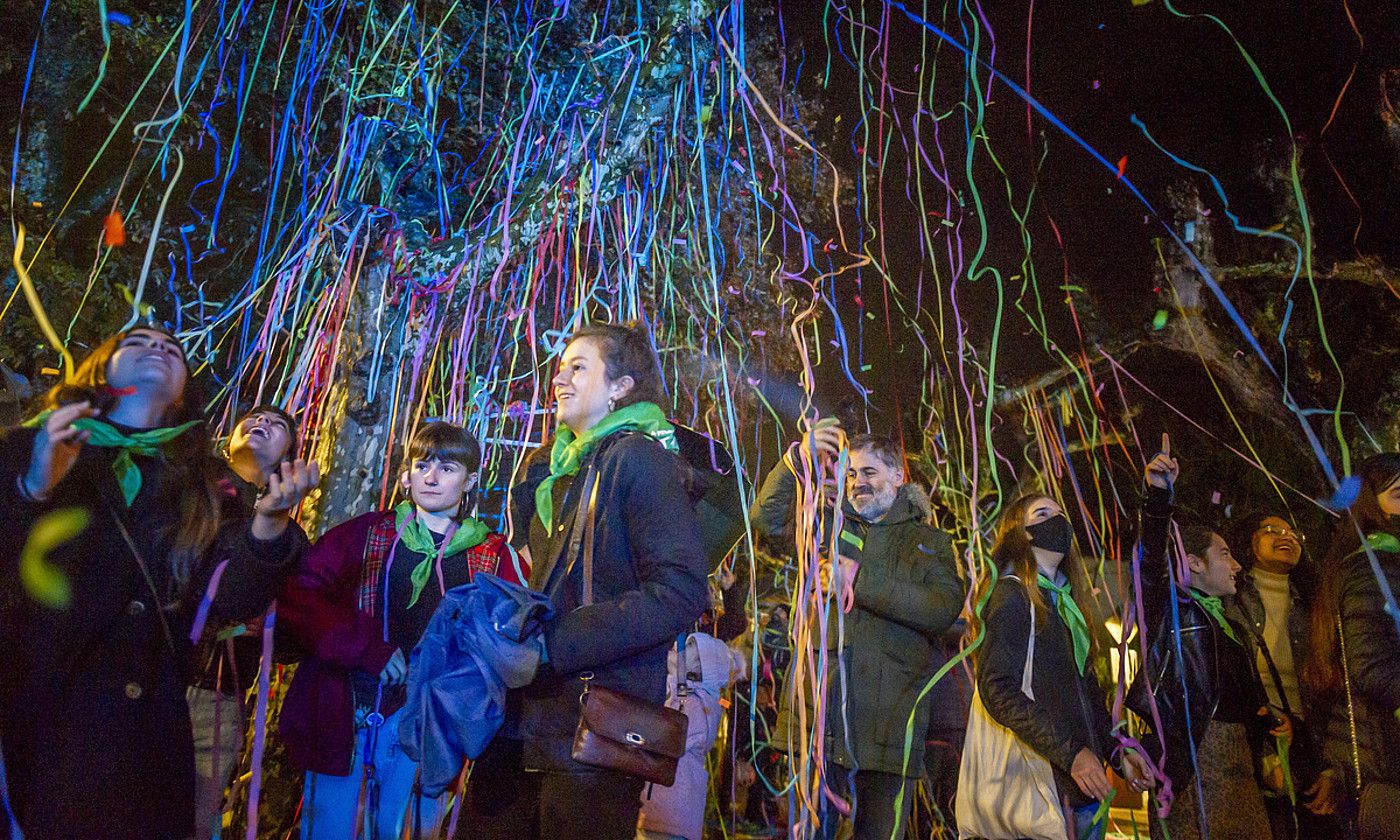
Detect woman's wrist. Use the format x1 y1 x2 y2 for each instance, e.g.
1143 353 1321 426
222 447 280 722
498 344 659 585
250 509 290 541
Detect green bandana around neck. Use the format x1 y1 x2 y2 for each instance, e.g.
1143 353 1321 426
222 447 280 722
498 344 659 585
393 501 490 609
23 411 201 506
1187 588 1241 645
534 401 677 532
1037 572 1091 675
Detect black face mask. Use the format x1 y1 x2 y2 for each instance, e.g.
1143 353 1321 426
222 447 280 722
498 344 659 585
1026 514 1073 556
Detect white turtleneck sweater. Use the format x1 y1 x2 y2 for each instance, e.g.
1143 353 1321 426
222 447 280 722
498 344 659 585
1253 567 1304 714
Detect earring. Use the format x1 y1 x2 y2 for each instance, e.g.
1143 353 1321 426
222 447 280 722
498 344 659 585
607 397 617 413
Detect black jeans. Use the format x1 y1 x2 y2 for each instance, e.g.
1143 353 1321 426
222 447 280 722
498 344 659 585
459 739 645 840
822 764 915 840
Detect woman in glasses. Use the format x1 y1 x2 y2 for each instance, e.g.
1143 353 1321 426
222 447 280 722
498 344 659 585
1227 509 1342 835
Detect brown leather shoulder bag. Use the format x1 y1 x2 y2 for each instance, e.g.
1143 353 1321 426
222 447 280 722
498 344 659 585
564 466 688 787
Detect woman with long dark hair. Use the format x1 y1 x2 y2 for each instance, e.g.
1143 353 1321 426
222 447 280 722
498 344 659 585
462 321 710 840
959 494 1151 840
0 327 316 839
1224 505 1343 835
1305 453 1400 840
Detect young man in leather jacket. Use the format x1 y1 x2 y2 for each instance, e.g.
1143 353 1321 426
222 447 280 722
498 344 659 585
1129 435 1285 838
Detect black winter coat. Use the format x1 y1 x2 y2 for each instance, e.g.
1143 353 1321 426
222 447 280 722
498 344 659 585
1323 544 1400 789
506 431 711 771
751 458 965 777
978 574 1113 809
0 425 303 840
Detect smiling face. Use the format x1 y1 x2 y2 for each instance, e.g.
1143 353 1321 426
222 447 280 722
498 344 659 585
553 337 634 434
1251 515 1304 574
846 446 902 520
401 457 473 516
1189 533 1241 597
229 410 294 472
105 328 188 405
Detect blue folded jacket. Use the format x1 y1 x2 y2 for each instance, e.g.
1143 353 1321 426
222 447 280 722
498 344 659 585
398 572 552 796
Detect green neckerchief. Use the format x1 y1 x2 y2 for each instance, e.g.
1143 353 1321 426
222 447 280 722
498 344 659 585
534 401 678 531
1037 573 1090 676
393 501 490 609
1186 587 1242 645
23 411 200 506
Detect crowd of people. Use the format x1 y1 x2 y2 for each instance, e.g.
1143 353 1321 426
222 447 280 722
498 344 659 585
1 321 1398 840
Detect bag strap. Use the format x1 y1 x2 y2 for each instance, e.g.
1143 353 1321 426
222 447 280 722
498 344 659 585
580 469 601 607
109 503 178 653
1337 613 1364 792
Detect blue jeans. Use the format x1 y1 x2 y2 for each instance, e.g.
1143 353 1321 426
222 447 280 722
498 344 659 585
301 707 446 840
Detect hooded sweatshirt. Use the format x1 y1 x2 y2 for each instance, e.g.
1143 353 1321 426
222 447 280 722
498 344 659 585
636 632 746 840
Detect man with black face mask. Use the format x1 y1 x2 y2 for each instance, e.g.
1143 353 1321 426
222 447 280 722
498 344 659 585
751 423 965 840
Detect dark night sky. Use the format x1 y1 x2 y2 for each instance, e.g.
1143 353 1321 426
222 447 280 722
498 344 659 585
765 0 1400 442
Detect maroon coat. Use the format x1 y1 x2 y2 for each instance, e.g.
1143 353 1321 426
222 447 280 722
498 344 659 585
277 512 518 775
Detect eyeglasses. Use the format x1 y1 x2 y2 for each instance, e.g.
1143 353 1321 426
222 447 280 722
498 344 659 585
1259 524 1307 543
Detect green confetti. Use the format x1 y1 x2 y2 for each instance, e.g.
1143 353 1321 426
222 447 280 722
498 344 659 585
1152 309 1169 330
19 507 89 609
1365 532 1400 554
217 623 248 641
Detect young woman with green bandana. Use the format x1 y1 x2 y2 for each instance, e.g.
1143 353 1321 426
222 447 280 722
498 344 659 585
962 493 1152 840
0 326 316 839
463 322 709 840
277 421 521 840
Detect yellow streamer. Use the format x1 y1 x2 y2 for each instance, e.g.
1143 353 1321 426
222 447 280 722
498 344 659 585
12 223 74 379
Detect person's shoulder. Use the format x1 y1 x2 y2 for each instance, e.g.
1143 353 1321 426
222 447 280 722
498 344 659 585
987 574 1030 611
599 430 682 471
317 510 391 544
909 522 954 548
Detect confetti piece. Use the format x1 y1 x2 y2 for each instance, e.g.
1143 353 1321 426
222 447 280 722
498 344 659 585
20 508 89 609
1366 532 1400 554
107 11 132 25
1152 309 1169 330
1327 475 1362 510
103 212 126 247
1116 156 1128 180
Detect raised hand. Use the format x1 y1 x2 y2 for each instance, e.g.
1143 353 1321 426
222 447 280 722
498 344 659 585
1144 433 1180 490
23 401 98 500
800 417 846 459
251 458 321 539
